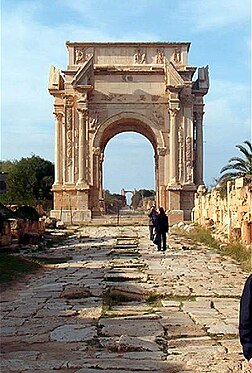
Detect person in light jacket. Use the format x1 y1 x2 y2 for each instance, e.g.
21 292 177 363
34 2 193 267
154 207 169 251
239 274 252 369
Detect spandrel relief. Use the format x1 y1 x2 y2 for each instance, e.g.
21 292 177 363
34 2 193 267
134 48 146 64
152 107 164 127
89 110 100 129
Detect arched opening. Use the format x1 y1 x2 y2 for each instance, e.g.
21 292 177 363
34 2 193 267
92 116 159 215
102 132 156 214
103 132 155 203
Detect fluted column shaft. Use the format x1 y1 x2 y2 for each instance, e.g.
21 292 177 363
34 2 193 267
169 109 179 184
194 112 204 185
77 108 88 184
53 112 63 185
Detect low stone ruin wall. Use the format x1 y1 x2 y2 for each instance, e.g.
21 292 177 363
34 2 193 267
194 177 252 245
0 218 45 248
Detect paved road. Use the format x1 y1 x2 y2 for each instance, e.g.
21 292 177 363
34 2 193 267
0 226 250 372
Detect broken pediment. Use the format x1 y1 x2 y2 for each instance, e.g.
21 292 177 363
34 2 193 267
71 55 94 88
48 65 64 91
192 65 210 95
165 60 185 89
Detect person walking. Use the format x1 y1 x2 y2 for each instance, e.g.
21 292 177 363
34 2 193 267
239 274 252 369
148 205 158 241
155 207 169 251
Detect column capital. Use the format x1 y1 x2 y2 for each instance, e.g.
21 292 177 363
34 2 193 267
193 111 204 123
157 146 167 156
93 147 101 156
169 108 180 117
77 107 88 116
53 112 64 121
64 94 74 107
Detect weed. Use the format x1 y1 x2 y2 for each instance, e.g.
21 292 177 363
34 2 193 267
218 241 251 271
145 291 162 307
179 224 251 271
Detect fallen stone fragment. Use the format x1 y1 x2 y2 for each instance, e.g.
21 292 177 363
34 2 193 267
61 285 91 299
116 334 162 352
50 324 97 342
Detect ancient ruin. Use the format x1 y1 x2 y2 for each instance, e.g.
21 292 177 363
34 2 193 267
48 42 209 223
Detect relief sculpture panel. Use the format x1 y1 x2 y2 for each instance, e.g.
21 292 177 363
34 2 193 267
185 136 193 183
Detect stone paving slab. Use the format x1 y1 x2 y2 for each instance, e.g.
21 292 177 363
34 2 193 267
0 225 249 372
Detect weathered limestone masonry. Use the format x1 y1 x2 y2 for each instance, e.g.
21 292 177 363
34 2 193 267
48 42 209 223
194 177 252 245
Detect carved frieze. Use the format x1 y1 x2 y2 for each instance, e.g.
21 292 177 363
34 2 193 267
178 125 184 181
134 48 146 64
64 95 74 167
185 136 193 182
155 48 164 64
75 47 94 64
173 48 182 65
65 106 73 166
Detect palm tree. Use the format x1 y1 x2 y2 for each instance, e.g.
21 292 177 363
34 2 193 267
219 140 252 184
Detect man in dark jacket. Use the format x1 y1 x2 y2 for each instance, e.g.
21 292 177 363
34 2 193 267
154 207 169 251
239 274 252 369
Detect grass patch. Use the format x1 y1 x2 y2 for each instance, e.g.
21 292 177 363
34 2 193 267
0 254 42 283
219 241 251 271
145 291 162 307
178 224 251 271
186 225 220 250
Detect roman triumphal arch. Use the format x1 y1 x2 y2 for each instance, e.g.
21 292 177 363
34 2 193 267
48 42 209 223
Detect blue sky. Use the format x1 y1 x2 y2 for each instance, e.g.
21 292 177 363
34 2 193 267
1 0 251 193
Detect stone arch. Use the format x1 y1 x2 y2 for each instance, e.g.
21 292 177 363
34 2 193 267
49 42 209 223
91 112 161 214
92 112 164 152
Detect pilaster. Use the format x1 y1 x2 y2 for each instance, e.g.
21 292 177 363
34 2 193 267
193 111 204 185
52 112 63 187
169 108 179 184
64 94 75 184
76 106 88 188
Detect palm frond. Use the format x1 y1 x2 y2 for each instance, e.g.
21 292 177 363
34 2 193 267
218 172 242 182
228 157 248 166
236 144 252 160
220 163 248 173
243 140 252 153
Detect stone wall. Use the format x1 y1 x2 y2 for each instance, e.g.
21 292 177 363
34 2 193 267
0 218 45 248
194 177 252 245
